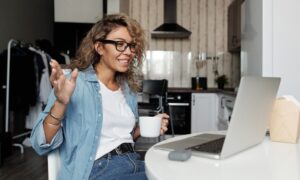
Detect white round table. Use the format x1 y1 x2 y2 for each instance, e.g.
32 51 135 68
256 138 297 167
145 134 300 180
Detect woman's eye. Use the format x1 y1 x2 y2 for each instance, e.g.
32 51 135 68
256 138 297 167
116 41 126 47
130 44 136 48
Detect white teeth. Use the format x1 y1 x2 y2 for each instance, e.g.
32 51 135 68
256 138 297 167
118 59 129 64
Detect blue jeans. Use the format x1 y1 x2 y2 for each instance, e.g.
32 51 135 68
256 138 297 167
89 152 148 180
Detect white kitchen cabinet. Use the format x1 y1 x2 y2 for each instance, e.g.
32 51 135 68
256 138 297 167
241 0 300 101
54 0 103 23
191 93 219 133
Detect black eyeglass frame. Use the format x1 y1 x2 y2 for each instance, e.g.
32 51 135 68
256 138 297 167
98 39 137 53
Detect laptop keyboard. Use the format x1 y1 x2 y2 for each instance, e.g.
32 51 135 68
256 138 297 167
189 137 225 154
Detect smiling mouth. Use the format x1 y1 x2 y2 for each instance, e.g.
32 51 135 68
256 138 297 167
118 59 130 65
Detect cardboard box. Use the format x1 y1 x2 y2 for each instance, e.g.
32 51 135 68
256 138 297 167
270 96 300 143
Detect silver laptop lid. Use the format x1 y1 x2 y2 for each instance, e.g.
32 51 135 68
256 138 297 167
220 76 280 159
154 76 280 160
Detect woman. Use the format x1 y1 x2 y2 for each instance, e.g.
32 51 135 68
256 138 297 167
30 14 169 180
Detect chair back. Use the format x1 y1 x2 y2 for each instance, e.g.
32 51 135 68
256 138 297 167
142 79 168 97
138 79 168 116
48 150 60 180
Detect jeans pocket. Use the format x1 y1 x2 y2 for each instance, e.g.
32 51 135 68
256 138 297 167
126 153 145 173
89 157 110 180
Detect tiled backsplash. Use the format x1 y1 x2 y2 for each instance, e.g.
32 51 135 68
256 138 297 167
143 50 240 88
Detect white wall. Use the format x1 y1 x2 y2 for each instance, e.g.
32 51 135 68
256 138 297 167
241 0 300 101
54 0 103 23
272 0 300 101
107 0 120 14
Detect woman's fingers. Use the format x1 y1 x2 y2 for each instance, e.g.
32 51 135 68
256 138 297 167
162 118 169 127
50 67 65 88
162 120 168 129
50 59 64 78
50 68 58 86
56 72 66 90
160 113 169 134
50 60 59 83
160 126 168 134
70 68 79 84
160 113 169 119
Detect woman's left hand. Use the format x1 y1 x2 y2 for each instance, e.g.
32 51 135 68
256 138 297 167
158 113 169 135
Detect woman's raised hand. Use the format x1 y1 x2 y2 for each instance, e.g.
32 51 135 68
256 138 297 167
49 59 78 105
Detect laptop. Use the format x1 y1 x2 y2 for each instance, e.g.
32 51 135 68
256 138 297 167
155 76 281 159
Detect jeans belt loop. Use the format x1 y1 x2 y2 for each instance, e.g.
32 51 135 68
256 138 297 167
115 146 122 154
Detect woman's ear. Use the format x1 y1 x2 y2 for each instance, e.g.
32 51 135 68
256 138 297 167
94 42 103 55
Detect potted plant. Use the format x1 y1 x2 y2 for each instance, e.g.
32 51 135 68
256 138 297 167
215 75 228 89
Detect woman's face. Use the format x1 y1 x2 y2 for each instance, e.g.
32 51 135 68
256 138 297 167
96 26 135 73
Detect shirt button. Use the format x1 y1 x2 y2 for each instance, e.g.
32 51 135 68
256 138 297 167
90 157 93 161
98 114 101 117
95 136 98 139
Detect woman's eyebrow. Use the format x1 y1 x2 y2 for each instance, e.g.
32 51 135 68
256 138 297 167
111 38 134 43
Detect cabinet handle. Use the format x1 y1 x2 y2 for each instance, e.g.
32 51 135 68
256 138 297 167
168 103 190 106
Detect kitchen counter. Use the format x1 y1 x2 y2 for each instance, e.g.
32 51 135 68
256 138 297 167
168 88 237 96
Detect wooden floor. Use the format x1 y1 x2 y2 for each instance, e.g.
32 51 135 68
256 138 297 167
0 147 48 180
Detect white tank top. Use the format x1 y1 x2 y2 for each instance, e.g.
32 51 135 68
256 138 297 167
95 80 135 160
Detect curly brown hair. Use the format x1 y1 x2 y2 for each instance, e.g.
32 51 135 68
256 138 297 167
69 13 146 92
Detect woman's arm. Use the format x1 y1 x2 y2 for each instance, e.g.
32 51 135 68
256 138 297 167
43 100 67 143
43 60 78 143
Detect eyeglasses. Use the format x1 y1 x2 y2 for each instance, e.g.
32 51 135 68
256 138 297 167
98 39 136 53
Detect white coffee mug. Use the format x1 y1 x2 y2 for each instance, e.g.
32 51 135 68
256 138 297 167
139 116 162 137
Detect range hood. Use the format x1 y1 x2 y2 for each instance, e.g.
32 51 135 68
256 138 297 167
151 0 191 39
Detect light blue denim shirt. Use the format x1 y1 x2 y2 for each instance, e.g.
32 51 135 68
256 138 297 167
30 65 139 180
